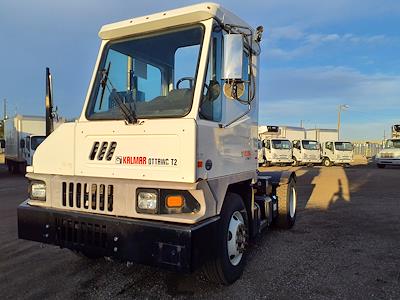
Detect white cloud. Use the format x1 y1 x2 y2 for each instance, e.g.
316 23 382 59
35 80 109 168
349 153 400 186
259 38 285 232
266 26 390 60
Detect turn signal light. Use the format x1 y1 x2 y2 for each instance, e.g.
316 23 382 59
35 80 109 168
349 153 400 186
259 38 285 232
166 195 184 208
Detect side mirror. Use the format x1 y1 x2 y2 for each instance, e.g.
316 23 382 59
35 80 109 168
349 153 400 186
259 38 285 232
0 139 5 149
20 139 25 149
222 34 243 80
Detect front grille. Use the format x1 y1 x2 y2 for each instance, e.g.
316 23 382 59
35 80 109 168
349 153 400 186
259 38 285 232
55 218 107 248
62 182 114 212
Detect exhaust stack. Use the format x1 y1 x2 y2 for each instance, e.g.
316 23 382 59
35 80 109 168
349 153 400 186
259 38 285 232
45 67 54 136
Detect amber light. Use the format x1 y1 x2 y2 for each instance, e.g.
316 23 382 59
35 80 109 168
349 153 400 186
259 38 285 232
166 195 184 208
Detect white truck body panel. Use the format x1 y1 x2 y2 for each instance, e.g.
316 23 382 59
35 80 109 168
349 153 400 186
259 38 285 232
4 115 46 165
306 129 338 144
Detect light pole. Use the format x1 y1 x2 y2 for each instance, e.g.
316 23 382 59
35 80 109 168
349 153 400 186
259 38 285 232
337 104 349 140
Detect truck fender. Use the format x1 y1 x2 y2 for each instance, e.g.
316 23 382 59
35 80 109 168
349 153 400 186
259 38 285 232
258 171 296 187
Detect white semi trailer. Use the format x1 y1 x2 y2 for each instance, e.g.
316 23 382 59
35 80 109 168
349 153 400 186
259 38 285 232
17 3 298 285
4 115 46 173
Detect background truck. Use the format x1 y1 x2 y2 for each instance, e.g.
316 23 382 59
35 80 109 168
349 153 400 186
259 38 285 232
4 115 46 173
375 124 400 168
320 141 354 167
260 138 293 166
292 139 322 166
17 3 298 285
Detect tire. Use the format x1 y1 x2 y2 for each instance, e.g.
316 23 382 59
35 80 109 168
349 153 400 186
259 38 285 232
265 160 271 167
323 158 332 167
377 164 385 169
203 193 248 285
275 178 297 229
292 157 298 167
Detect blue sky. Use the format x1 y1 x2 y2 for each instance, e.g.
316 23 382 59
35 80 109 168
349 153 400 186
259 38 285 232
1 0 399 140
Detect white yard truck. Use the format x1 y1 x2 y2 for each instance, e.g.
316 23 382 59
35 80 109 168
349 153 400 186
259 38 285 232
17 3 298 284
292 139 322 166
321 141 354 167
4 115 46 173
375 124 400 168
260 138 293 166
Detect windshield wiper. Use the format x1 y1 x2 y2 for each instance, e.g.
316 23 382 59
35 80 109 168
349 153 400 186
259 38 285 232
99 62 138 124
98 62 111 110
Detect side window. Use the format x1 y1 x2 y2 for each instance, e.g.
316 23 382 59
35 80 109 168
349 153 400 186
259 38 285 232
26 137 30 150
200 30 222 122
175 45 200 89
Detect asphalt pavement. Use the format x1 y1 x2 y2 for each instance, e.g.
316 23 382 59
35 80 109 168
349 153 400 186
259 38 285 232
0 162 399 299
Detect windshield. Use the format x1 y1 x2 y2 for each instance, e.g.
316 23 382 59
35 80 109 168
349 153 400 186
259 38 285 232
31 136 46 150
385 139 400 149
335 142 353 151
302 140 320 150
272 139 291 150
86 26 204 120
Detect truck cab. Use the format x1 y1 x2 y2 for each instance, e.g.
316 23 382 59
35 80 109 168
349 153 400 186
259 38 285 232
17 3 298 285
375 138 400 168
321 141 354 167
263 138 292 166
20 135 46 166
292 139 322 166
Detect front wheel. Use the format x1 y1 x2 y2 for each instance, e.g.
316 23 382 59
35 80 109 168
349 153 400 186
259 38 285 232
292 158 299 167
275 177 297 229
203 193 248 285
323 158 332 167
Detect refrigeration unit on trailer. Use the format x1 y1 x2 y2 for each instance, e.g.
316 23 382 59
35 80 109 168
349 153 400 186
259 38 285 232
17 3 299 285
392 124 400 139
292 139 322 166
4 115 46 173
321 141 354 167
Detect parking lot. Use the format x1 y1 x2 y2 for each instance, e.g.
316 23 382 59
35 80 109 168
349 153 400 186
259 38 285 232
0 156 399 299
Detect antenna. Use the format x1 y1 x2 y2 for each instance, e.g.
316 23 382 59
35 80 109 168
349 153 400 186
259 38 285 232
45 67 55 136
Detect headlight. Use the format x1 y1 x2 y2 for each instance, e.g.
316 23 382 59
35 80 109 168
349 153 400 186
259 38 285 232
136 188 200 214
29 181 46 201
137 189 158 213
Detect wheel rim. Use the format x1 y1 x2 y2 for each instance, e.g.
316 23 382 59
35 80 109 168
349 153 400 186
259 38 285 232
324 159 330 166
227 211 246 266
289 187 297 218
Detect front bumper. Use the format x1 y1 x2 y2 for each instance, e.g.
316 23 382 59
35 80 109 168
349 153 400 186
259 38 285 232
376 158 400 165
18 201 219 272
270 158 292 164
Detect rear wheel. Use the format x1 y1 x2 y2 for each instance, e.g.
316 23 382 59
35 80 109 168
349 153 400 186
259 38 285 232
323 158 332 167
203 193 248 285
377 164 386 169
292 157 298 167
275 178 297 229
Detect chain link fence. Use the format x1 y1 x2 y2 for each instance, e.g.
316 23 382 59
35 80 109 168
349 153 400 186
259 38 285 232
353 142 383 158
